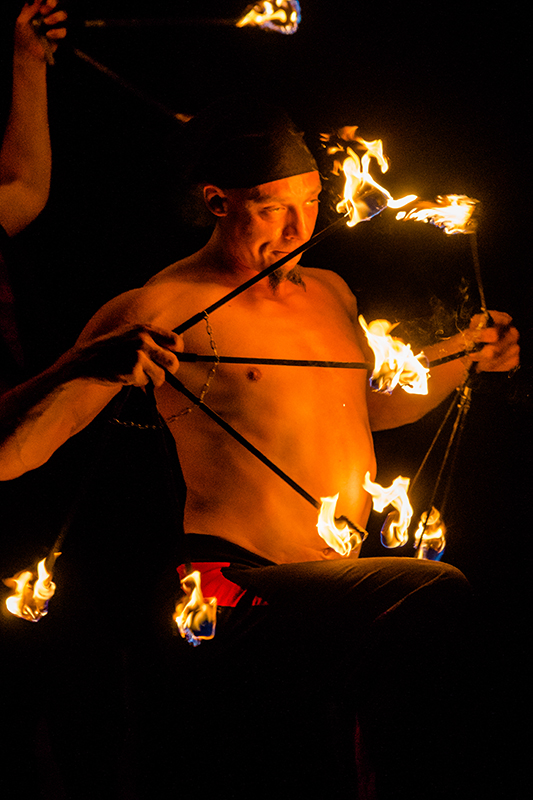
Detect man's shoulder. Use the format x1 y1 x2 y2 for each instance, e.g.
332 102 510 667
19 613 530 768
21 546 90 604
145 251 207 287
302 266 358 310
79 253 223 340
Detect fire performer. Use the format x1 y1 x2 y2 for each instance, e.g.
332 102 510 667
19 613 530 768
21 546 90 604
0 97 519 798
0 1 67 395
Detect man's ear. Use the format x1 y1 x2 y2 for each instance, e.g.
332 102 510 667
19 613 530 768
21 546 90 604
203 185 229 217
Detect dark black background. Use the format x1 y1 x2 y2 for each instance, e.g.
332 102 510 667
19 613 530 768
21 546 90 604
1 3 531 796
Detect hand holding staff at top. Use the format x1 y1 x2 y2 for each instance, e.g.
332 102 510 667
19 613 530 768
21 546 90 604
15 1 67 63
461 311 520 373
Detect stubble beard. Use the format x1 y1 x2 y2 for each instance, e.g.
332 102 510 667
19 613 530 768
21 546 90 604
268 264 306 292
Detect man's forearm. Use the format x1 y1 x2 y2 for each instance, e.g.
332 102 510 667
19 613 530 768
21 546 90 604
0 360 120 480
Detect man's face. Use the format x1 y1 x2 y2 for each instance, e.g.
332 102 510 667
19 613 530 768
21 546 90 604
221 171 322 274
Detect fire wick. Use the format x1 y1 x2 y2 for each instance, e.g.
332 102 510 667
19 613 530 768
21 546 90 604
165 372 367 540
174 216 349 335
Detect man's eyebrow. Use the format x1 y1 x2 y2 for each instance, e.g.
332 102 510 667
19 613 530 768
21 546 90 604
251 187 322 203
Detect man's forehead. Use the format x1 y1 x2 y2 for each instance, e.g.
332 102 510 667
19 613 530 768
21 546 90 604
248 171 322 201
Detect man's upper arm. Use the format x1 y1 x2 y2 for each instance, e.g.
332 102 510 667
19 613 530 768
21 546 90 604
0 183 48 237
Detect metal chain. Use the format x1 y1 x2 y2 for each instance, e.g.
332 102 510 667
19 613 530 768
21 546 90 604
167 312 220 421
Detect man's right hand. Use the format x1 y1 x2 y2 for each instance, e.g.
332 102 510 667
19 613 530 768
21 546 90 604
67 325 184 388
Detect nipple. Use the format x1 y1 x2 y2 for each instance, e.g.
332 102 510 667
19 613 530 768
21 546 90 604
246 367 263 382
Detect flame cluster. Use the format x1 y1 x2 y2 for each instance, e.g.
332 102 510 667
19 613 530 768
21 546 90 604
236 1 301 34
359 316 429 395
3 553 60 622
320 128 416 227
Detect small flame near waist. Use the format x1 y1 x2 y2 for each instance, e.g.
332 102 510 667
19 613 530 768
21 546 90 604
414 507 446 560
174 571 217 646
363 473 413 548
3 552 60 622
316 494 367 556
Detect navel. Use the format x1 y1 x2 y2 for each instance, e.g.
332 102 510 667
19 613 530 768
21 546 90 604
246 367 263 382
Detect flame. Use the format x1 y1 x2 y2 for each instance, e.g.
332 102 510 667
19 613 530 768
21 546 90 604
316 493 366 556
4 553 60 622
414 507 446 560
329 140 416 227
363 473 413 547
236 1 301 34
174 570 217 646
359 315 429 395
396 194 479 235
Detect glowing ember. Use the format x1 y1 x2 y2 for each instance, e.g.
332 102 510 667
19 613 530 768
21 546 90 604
174 570 217 646
414 507 446 560
4 553 60 622
359 316 429 395
316 493 366 556
236 1 301 34
363 473 413 547
396 194 479 235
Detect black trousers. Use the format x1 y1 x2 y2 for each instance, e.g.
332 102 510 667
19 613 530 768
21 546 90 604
126 535 491 799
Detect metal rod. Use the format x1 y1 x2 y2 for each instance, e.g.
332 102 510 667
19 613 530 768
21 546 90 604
179 353 371 369
83 18 236 29
178 350 470 369
73 49 182 121
469 232 488 316
414 371 474 556
174 216 349 335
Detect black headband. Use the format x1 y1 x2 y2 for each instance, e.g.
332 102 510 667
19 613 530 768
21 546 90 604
181 95 318 189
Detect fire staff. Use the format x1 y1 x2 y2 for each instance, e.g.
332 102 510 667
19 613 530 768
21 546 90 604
0 97 519 798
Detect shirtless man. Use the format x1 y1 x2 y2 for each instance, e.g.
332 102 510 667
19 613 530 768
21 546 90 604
0 98 519 798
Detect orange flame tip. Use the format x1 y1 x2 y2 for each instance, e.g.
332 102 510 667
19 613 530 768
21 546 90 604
396 195 479 235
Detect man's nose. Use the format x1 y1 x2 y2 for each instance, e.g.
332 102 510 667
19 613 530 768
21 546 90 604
283 208 308 241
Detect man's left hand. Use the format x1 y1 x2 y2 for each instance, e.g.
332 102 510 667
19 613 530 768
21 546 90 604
465 310 520 372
